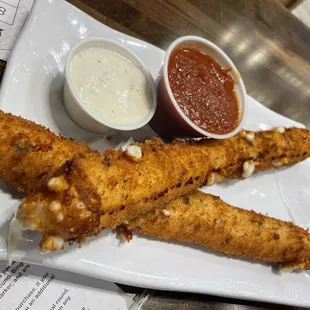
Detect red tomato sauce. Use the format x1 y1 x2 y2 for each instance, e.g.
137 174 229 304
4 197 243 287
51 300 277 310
168 47 239 135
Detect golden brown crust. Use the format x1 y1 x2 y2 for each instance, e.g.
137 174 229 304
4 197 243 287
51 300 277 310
0 110 94 192
1 112 308 195
3 111 310 265
127 191 310 270
17 127 310 249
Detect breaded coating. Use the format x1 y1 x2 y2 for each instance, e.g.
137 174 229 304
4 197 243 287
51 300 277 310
0 109 307 195
15 127 310 251
3 110 310 266
0 110 93 192
127 191 310 270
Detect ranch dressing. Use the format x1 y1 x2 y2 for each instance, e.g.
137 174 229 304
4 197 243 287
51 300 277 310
70 47 152 126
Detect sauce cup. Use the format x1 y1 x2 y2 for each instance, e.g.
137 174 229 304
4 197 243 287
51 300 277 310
151 35 247 139
63 37 157 133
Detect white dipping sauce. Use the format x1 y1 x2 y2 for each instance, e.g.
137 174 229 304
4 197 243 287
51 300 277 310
70 47 152 126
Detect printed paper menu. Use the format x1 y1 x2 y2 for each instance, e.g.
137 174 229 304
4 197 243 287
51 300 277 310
0 261 134 309
0 0 34 60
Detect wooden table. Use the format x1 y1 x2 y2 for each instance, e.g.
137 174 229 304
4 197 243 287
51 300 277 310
1 0 310 309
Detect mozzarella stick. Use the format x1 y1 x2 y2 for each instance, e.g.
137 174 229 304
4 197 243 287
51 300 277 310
15 127 310 251
127 191 310 270
0 110 93 192
0 109 308 192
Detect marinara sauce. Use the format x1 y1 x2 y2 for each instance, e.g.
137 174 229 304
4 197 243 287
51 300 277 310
168 47 239 134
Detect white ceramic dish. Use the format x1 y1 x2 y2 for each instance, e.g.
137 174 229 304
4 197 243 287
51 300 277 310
0 0 309 307
63 37 157 133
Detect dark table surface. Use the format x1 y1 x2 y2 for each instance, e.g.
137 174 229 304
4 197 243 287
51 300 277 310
1 0 310 309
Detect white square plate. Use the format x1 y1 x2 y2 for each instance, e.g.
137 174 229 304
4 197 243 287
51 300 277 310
0 0 309 306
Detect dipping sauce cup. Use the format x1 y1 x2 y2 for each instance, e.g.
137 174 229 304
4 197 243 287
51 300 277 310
151 35 247 139
64 37 156 133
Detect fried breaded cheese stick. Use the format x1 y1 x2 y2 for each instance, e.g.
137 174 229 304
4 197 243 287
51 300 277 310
0 109 307 194
0 110 93 192
0 110 308 192
15 127 310 252
126 191 310 270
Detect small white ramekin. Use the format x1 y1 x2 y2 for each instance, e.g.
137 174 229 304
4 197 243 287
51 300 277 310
150 35 247 139
63 37 157 133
